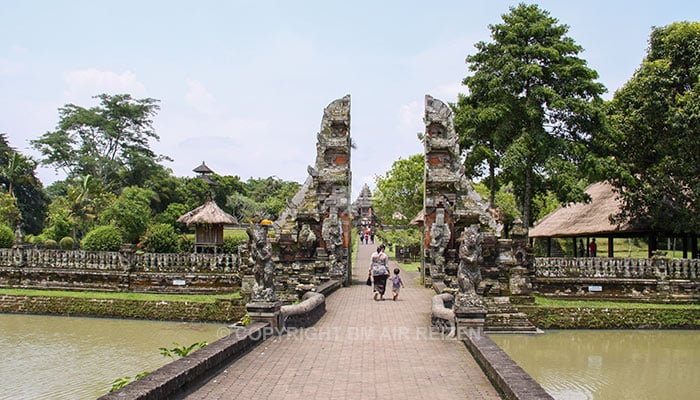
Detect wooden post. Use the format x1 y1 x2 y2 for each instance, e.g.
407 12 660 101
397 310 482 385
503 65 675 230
608 235 614 258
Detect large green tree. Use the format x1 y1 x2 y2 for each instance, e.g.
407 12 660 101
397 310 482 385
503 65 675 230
606 22 700 235
372 154 424 225
31 94 166 191
454 3 606 226
0 134 50 233
99 186 154 243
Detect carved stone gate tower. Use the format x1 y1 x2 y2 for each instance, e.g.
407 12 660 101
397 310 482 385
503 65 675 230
422 95 499 290
274 95 353 296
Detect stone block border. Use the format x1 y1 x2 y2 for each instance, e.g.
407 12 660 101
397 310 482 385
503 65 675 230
98 322 271 400
461 331 555 400
281 291 326 329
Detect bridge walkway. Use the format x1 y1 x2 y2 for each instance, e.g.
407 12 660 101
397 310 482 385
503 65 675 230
182 243 500 399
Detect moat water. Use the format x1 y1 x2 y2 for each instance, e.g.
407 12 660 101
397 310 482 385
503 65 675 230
0 314 228 399
490 329 700 400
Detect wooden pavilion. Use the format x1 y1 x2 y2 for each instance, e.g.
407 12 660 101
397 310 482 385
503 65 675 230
177 200 238 253
529 181 699 259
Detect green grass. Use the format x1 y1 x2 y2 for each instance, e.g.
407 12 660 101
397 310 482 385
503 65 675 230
0 288 241 303
539 237 695 258
534 295 700 309
396 260 420 272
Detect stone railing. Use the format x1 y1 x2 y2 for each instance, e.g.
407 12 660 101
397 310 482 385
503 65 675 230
534 257 700 280
0 248 240 274
280 292 326 329
430 293 455 335
0 247 242 294
132 252 238 273
0 248 127 270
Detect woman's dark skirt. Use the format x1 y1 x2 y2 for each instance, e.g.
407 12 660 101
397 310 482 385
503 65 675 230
373 274 388 295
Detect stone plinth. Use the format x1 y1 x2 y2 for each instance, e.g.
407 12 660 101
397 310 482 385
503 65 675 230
454 305 487 340
246 301 282 333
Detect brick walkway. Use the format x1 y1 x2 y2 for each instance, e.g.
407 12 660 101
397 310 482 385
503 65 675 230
183 243 501 400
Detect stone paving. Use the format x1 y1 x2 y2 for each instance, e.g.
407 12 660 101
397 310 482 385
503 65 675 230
182 243 501 400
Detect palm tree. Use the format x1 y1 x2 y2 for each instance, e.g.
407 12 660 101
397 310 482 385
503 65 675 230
0 152 34 198
66 175 95 242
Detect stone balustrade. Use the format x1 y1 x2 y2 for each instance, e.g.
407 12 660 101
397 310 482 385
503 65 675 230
131 252 238 273
0 248 128 270
0 248 240 274
534 257 700 280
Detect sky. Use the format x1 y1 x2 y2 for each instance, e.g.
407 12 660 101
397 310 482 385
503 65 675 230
1 0 699 200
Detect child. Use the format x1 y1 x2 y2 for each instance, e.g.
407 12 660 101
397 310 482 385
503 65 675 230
388 268 405 301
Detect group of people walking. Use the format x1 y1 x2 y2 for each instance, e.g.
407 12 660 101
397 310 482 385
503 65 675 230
367 244 404 301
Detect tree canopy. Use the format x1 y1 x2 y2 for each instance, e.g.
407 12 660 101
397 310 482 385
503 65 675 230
372 154 424 225
31 94 167 191
605 22 700 235
0 133 50 233
454 3 606 226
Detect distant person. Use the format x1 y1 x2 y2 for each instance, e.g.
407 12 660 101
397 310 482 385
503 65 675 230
589 238 597 257
388 267 405 301
578 239 585 257
369 244 389 300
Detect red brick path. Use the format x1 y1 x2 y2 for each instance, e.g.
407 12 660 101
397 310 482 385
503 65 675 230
183 243 500 399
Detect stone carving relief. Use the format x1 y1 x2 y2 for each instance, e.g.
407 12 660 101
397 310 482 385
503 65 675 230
322 209 345 277
456 224 484 308
429 208 451 275
248 221 276 302
296 223 317 258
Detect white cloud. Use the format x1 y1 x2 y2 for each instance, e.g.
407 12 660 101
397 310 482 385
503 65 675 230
63 69 147 103
184 79 219 115
0 57 23 75
399 100 422 131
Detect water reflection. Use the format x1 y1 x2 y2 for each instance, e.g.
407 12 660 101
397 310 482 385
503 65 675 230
490 330 700 400
0 314 227 399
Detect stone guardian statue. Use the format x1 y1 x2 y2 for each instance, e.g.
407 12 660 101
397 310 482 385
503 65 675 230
248 220 276 302
429 208 451 275
456 224 484 308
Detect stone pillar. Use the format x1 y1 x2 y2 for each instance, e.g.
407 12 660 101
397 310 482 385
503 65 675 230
454 304 487 340
246 301 283 333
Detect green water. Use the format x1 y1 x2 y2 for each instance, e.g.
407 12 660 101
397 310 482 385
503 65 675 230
0 314 229 399
490 330 700 400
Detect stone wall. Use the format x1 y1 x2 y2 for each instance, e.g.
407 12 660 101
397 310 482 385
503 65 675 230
533 257 700 301
0 294 246 322
0 248 241 294
519 305 700 329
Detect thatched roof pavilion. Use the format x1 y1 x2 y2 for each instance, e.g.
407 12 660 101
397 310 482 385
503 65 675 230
529 181 647 238
529 181 697 259
178 200 238 253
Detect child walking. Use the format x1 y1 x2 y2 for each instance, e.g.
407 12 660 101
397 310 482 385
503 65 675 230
388 268 405 301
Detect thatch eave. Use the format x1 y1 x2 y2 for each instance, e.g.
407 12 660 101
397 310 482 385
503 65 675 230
177 200 238 226
528 181 649 238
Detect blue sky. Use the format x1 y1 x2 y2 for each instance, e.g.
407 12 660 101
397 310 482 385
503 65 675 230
1 0 698 199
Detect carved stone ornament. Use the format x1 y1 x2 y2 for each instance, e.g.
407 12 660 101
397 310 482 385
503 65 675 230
456 224 484 308
248 221 276 302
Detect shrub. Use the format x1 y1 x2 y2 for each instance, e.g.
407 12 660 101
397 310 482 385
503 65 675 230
0 224 14 248
82 225 123 252
59 236 74 250
142 224 179 253
222 231 248 253
178 235 194 254
44 239 58 249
